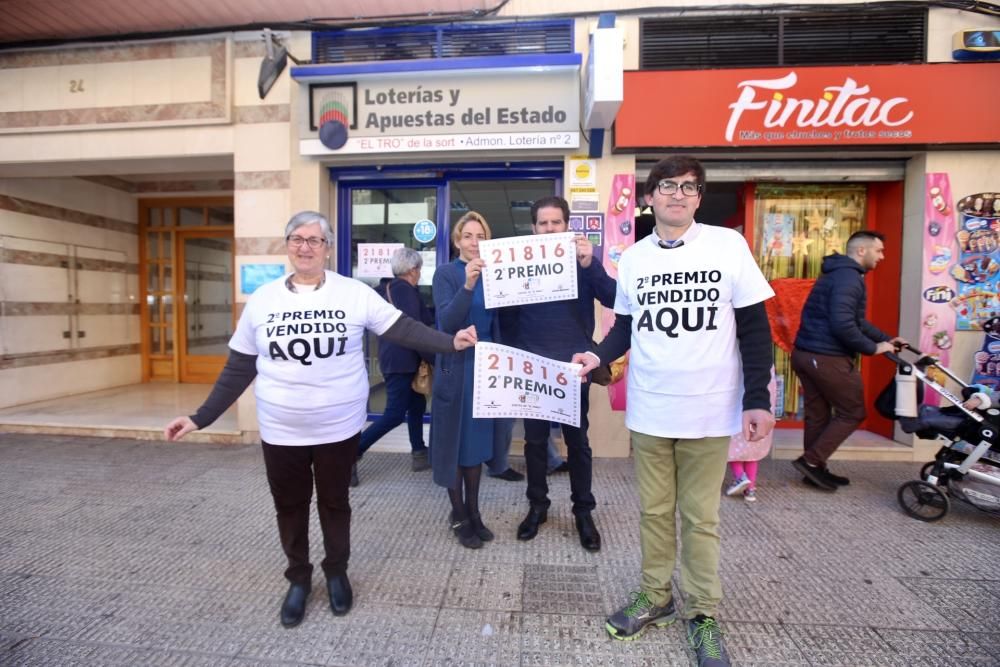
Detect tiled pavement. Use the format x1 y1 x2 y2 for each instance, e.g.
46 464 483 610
1 433 998 666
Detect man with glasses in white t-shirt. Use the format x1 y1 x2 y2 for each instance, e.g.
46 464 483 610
573 156 774 667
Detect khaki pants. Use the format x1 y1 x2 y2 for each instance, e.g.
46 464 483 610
631 430 729 618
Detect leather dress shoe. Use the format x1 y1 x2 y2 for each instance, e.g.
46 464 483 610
280 582 311 627
516 507 547 541
575 513 602 552
327 573 353 616
490 467 525 482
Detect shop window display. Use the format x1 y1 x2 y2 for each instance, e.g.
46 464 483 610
753 185 866 419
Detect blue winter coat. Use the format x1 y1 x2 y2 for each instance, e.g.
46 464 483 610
794 253 889 357
428 260 506 488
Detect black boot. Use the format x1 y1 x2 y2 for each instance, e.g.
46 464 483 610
516 507 547 541
280 581 311 627
575 513 601 552
327 573 353 616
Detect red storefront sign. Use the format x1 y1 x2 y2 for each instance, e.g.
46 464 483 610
616 63 1000 148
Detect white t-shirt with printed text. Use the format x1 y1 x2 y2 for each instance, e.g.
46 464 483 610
615 224 774 438
229 271 401 445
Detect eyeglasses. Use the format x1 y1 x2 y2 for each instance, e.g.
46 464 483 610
286 235 327 249
656 180 703 197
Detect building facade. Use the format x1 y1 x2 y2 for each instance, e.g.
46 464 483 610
1 2 998 456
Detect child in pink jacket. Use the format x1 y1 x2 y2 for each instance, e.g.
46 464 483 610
725 368 778 502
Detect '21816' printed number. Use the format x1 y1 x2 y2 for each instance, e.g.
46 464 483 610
485 353 568 386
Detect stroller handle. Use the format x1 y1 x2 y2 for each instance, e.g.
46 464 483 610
884 343 929 367
883 343 970 389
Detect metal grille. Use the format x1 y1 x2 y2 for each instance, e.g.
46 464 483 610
782 13 926 65
642 17 780 69
313 20 573 63
641 10 926 69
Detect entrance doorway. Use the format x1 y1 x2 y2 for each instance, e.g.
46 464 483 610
334 164 560 414
139 198 234 382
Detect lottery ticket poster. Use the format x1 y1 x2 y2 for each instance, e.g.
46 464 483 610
952 190 1000 331
357 243 403 278
602 173 636 411
479 232 578 309
472 342 581 427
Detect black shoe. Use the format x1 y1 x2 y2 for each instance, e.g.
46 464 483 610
792 456 836 491
548 461 570 474
490 467 525 482
450 518 483 549
469 512 494 542
280 581 311 627
411 450 430 472
575 513 602 552
350 463 359 488
819 466 850 486
516 507 547 541
326 573 353 616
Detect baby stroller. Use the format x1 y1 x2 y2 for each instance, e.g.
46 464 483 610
881 344 1000 522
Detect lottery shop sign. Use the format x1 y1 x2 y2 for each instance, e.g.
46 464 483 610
472 343 581 427
616 62 1000 148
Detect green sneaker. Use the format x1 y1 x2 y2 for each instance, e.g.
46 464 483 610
605 591 676 641
687 615 731 666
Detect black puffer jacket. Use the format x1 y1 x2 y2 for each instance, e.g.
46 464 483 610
794 253 889 357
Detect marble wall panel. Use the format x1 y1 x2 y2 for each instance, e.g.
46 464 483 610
1 315 72 355
77 314 141 348
0 354 141 409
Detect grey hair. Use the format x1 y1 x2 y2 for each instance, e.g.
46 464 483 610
284 211 335 246
391 247 423 277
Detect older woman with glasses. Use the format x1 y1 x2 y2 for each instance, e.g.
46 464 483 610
164 211 477 628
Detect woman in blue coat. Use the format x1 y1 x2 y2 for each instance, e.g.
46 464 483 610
430 211 506 549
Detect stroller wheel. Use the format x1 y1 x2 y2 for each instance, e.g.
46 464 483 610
919 461 939 481
897 480 950 522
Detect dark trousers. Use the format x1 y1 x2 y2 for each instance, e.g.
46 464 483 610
791 348 867 466
523 386 596 515
358 372 426 456
261 434 358 585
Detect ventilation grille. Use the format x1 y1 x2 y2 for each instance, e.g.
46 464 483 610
641 10 925 69
313 20 574 64
782 13 925 65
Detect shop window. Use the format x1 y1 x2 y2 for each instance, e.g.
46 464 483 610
753 184 866 419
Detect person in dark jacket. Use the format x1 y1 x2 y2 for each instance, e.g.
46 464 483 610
507 195 616 552
353 248 435 485
791 230 906 491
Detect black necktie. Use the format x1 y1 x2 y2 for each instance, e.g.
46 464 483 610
658 240 684 249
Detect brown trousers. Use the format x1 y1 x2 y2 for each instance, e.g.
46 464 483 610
261 434 358 585
791 348 867 466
